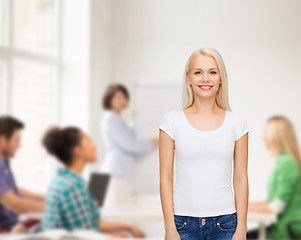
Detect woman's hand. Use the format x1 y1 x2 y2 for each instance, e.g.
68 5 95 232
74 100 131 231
107 231 131 238
99 219 145 238
165 227 181 240
128 225 146 238
232 226 247 240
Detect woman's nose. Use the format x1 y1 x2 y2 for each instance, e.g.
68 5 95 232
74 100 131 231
203 72 209 80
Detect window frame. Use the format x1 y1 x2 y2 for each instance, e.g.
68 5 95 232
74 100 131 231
0 0 61 117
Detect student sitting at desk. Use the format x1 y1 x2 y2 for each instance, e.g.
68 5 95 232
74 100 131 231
42 126 146 238
0 116 45 233
247 115 301 239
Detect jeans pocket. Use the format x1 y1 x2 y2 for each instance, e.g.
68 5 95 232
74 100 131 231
216 213 237 232
174 215 188 230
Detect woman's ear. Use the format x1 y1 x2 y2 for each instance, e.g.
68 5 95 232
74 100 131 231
186 73 191 85
72 145 82 158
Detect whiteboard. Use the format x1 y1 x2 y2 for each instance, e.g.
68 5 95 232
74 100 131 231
133 79 183 193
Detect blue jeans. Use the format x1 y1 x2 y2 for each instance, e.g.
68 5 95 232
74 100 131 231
174 212 237 240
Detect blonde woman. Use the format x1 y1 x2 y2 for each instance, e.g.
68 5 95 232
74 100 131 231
159 48 249 240
247 116 301 239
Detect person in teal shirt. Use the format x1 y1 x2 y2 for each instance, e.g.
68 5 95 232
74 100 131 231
247 115 301 239
41 126 146 238
42 167 100 231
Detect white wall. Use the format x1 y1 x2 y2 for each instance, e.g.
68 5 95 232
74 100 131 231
86 0 113 178
91 0 301 200
49 0 92 182
60 0 90 130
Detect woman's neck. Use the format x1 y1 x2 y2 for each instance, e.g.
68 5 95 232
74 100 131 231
113 109 121 115
68 158 86 175
271 149 280 157
190 95 220 116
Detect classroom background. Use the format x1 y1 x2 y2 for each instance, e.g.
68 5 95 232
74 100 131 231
0 0 300 238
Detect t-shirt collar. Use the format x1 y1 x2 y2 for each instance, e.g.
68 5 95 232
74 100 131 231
56 167 82 181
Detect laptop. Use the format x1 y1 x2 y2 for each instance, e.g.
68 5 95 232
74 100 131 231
88 173 111 207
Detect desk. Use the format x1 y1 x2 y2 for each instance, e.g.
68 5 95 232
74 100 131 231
247 212 277 240
20 205 277 239
100 203 163 221
101 203 277 240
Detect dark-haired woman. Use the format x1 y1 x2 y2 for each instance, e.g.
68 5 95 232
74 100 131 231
42 126 146 238
100 83 159 207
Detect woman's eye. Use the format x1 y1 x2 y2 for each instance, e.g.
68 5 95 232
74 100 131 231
195 71 201 75
210 71 217 74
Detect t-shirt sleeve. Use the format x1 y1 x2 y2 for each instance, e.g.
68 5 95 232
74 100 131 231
0 167 11 195
0 180 11 195
268 198 287 215
159 112 174 140
274 157 300 203
235 114 250 141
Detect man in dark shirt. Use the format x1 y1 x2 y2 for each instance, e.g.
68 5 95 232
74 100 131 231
0 116 44 232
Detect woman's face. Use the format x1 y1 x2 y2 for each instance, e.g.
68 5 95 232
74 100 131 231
75 131 97 163
110 91 128 113
187 54 221 99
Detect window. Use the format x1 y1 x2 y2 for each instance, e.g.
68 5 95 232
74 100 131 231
13 0 55 55
0 0 59 193
0 0 5 46
11 60 57 191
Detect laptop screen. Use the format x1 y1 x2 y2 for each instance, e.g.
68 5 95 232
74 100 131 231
88 173 111 207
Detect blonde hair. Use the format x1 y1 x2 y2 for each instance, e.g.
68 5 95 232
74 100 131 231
182 48 231 111
265 115 301 172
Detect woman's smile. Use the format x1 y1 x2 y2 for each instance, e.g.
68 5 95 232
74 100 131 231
198 85 213 91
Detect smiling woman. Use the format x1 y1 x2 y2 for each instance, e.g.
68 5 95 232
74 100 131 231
195 68 218 91
159 48 250 240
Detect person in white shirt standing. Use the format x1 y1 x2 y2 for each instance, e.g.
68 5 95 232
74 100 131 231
159 48 250 240
100 83 159 207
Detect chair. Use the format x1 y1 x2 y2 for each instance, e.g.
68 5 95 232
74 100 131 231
287 221 301 240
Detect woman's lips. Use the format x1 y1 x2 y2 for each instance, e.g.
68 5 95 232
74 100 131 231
198 86 213 91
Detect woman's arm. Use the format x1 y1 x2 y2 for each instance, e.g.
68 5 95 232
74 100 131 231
99 219 131 232
248 201 274 213
249 200 268 204
233 133 249 233
159 129 177 233
99 219 145 238
107 116 153 153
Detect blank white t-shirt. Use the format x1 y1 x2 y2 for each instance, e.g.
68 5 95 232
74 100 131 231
159 109 250 217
